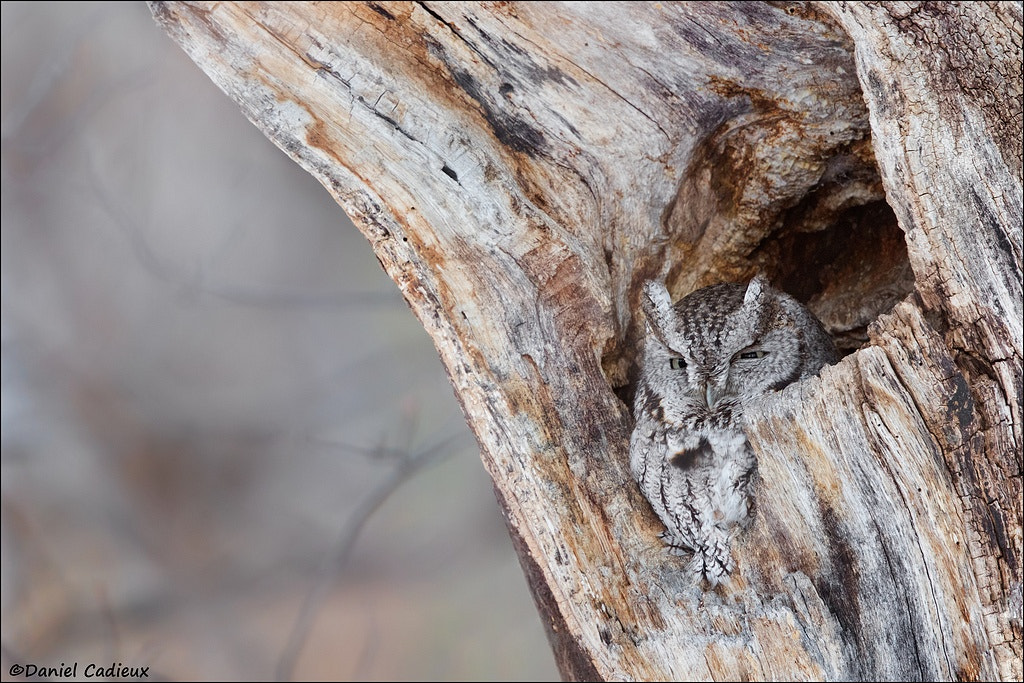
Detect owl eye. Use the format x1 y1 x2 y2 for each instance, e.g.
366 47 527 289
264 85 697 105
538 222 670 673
669 357 687 370
737 349 769 360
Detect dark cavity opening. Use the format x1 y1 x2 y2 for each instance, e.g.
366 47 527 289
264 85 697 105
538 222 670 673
757 197 912 357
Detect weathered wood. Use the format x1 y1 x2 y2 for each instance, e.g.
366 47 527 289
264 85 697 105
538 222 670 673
150 2 1022 680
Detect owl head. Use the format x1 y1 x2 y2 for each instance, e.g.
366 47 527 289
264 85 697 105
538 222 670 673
639 276 835 426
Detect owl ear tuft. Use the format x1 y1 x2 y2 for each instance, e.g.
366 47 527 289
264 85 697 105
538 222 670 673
739 275 772 330
641 280 676 343
743 275 770 306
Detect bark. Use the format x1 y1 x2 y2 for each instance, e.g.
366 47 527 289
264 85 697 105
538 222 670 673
150 2 1022 680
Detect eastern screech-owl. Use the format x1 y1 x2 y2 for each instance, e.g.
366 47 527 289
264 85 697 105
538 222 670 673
630 276 837 585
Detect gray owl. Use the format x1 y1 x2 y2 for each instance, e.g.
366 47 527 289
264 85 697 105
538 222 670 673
630 276 837 585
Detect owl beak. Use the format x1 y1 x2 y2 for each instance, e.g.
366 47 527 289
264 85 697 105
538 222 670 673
701 381 725 409
697 381 715 409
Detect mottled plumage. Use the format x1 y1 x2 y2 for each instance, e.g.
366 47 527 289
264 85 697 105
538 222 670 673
630 276 837 585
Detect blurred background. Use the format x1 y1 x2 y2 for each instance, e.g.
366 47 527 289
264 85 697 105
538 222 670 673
0 2 557 680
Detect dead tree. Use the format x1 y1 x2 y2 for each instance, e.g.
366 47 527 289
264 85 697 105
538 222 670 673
151 2 1022 680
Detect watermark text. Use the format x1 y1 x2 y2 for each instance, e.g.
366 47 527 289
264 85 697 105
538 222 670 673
8 662 149 679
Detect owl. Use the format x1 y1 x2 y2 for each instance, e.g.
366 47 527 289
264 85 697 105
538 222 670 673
630 276 837 585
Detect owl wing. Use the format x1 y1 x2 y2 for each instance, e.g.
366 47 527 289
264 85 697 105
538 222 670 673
630 383 678 525
630 384 705 551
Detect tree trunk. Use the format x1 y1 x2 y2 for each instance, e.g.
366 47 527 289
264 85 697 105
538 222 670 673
150 2 1022 680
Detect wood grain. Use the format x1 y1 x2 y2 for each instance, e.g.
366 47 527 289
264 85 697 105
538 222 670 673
150 2 1022 679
